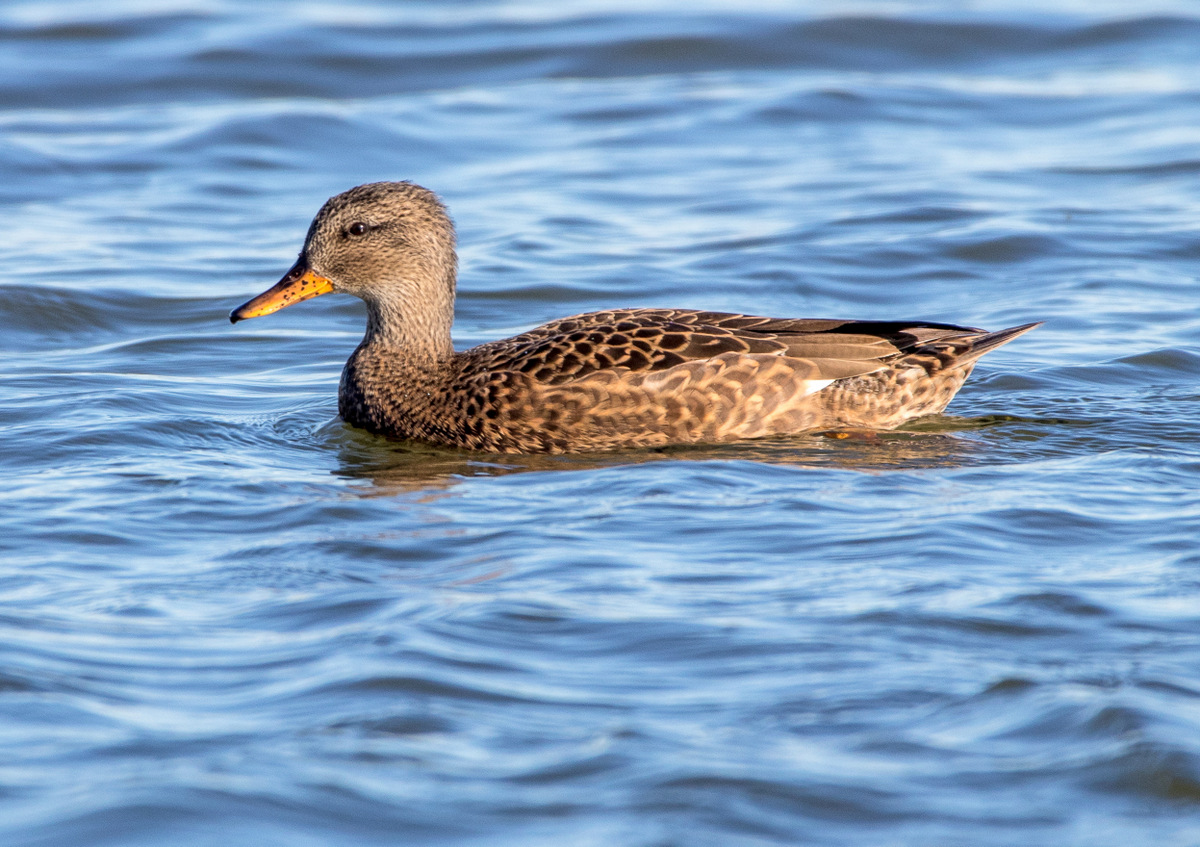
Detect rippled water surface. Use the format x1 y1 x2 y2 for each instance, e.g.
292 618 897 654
5 1 1200 844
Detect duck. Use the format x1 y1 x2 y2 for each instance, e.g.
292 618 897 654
230 181 1039 454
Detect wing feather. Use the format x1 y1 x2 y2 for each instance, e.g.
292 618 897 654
466 308 995 387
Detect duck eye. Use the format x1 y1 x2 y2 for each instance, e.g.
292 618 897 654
347 222 368 236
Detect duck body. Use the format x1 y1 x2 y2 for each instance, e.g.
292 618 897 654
338 308 1036 454
231 182 1039 455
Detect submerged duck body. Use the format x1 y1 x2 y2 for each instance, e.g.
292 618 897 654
231 182 1038 454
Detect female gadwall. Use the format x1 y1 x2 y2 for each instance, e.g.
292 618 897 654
231 181 1038 454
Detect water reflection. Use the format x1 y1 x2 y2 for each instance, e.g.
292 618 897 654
326 414 1035 495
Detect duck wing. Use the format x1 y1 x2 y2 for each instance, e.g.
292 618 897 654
469 308 1034 386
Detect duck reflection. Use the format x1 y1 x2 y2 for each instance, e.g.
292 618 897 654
327 413 1028 497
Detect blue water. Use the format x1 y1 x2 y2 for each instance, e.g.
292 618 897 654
4 1 1200 844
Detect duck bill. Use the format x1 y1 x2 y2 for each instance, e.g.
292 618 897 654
229 258 334 323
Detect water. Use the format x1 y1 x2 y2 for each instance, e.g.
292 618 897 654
4 1 1200 844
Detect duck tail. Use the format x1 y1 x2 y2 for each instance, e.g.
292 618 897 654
955 321 1042 367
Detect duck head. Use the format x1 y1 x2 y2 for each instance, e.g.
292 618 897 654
230 181 457 352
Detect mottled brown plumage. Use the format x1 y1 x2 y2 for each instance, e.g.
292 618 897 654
231 181 1039 454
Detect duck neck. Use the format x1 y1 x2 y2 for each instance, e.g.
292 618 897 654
361 280 456 363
